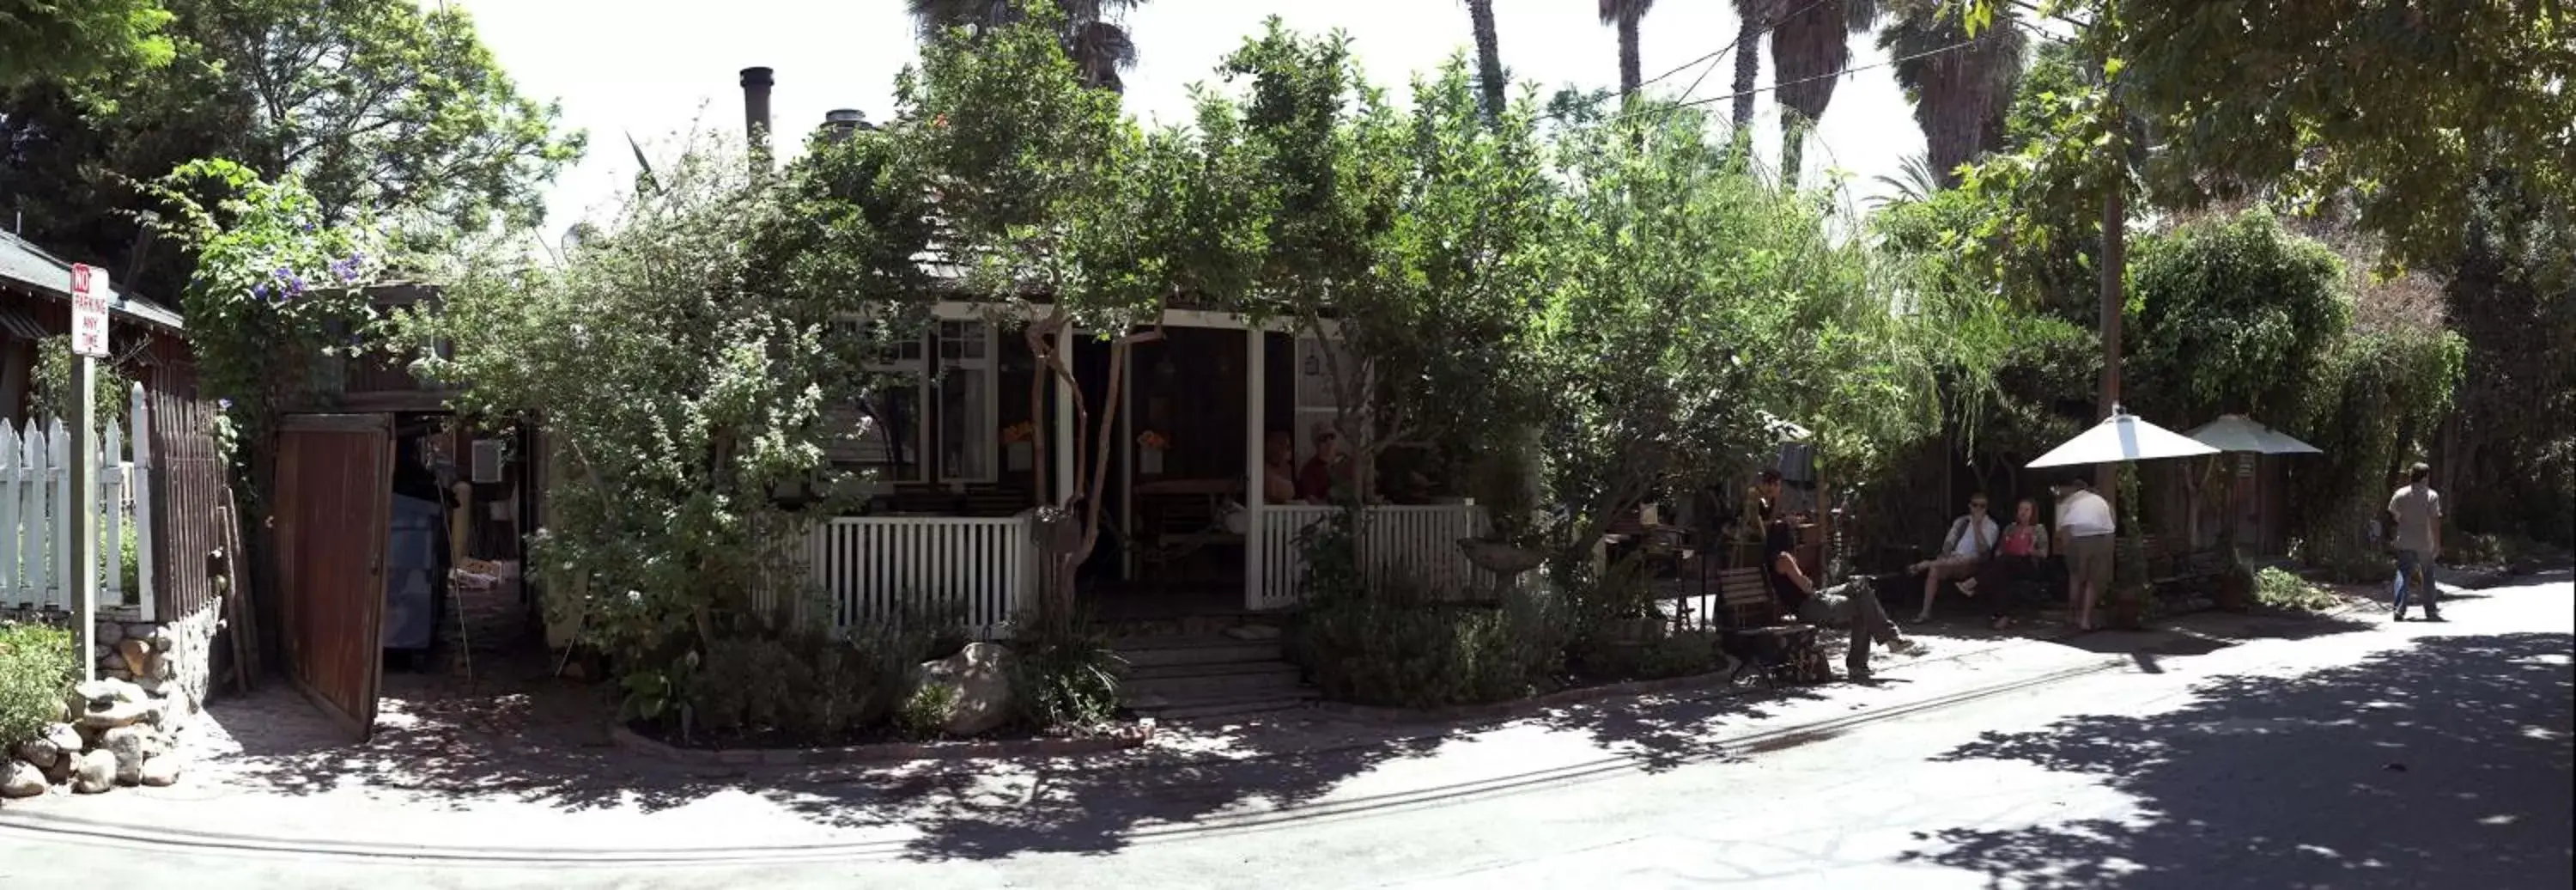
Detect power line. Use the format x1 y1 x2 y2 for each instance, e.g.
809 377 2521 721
1604 33 2002 125
1632 0 1833 94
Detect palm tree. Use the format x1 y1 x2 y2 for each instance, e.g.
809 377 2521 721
1466 0 1508 125
1868 151 1942 207
1726 0 1777 144
1770 0 1878 186
906 0 1144 93
1600 0 1655 101
1879 0 2026 187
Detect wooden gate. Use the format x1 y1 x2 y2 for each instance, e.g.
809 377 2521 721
274 414 392 741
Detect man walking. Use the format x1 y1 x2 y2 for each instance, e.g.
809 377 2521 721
1755 472 1919 681
2053 476 2115 632
2388 462 2445 622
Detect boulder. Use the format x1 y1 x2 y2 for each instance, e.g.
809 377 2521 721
138 755 182 788
117 637 154 675
10 736 60 770
76 699 152 731
146 651 174 680
100 725 158 785
146 626 177 654
914 642 1018 736
70 750 116 794
42 722 82 758
73 677 149 706
2 760 44 798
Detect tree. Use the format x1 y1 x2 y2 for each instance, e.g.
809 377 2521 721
1878 0 2025 186
1464 0 1509 125
1599 0 1655 101
396 128 935 721
0 0 173 86
1725 0 1773 142
1769 0 1877 185
904 0 1146 93
0 0 583 285
1534 100 1905 573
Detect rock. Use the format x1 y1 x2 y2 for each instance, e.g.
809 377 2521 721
914 642 1018 736
146 652 174 680
123 623 155 642
94 621 125 644
76 699 153 731
138 755 181 787
74 677 149 705
70 750 116 793
146 626 177 654
117 637 153 675
41 723 81 757
138 676 167 697
100 725 156 785
11 737 60 770
39 753 74 786
3 760 44 798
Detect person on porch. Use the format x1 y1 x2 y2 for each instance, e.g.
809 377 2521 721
1263 430 1298 504
1298 422 1353 503
1960 497 2050 629
1909 493 1998 623
1755 472 1921 682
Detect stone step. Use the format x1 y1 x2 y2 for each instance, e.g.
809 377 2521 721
1120 660 1305 701
1112 635 1286 669
1127 686 1320 722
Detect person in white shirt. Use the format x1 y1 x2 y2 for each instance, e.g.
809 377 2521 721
1909 494 1998 623
2053 476 2117 631
2386 462 2445 621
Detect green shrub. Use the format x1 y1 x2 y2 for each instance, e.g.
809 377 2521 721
1568 630 1726 682
1 622 77 747
670 614 949 742
895 680 959 737
1291 577 1570 709
2254 567 2342 613
1008 621 1124 731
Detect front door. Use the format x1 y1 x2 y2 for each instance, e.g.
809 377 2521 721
274 413 393 741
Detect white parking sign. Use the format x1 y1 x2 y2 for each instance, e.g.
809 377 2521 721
71 263 111 357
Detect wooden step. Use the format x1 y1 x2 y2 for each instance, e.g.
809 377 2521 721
1121 661 1304 701
1127 687 1320 722
1112 635 1285 668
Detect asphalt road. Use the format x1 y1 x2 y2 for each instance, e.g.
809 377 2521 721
4 576 2569 889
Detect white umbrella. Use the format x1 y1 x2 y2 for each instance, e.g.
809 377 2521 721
2184 414 2323 455
2026 408 2222 468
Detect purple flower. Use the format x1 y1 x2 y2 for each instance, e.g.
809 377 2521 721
251 283 268 300
330 255 361 283
216 398 233 411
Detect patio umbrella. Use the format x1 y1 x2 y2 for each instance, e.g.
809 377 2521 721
2026 408 2221 468
2184 414 2324 455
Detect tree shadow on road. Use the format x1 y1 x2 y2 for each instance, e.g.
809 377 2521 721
1902 631 2576 889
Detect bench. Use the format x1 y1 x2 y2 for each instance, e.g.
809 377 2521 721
2140 533 2225 595
1715 567 1827 687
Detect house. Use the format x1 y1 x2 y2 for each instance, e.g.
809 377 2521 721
0 230 234 729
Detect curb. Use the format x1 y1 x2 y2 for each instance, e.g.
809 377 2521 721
0 656 2125 866
1310 655 1745 725
605 720 1155 766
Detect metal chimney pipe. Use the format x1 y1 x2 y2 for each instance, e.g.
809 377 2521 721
740 66 775 169
823 108 865 143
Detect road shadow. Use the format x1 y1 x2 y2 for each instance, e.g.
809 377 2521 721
1902 631 2576 889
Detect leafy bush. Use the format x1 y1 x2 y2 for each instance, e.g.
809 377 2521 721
1009 621 1124 731
895 681 959 738
2253 567 2342 613
659 614 948 744
1291 577 1570 709
1 622 77 747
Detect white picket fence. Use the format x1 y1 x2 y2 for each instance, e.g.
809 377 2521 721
1253 503 1492 609
0 386 157 620
802 511 1040 640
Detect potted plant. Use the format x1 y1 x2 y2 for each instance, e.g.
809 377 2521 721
1002 421 1036 471
1136 430 1169 476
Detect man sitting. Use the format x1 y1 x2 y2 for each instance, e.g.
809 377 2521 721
1909 494 1998 624
1756 472 1920 682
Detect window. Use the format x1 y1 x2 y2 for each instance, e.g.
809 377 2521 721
934 320 996 484
827 320 928 483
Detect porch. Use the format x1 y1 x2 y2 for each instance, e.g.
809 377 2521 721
790 306 1492 637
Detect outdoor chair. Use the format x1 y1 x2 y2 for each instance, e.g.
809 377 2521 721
1714 567 1826 688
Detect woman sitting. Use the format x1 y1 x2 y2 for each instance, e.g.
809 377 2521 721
1961 498 2050 629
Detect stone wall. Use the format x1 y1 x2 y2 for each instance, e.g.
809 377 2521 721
1 597 222 733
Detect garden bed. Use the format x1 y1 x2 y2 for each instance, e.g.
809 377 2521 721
609 717 1155 766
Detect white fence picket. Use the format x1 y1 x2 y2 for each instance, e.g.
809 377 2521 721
0 414 155 619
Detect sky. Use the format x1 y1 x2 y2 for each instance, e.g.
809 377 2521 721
448 0 1927 239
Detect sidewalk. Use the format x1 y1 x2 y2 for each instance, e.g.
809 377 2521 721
0 576 2507 863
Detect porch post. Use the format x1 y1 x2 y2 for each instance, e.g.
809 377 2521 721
1242 325 1267 611
1054 324 1076 506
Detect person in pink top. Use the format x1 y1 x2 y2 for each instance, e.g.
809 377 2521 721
1961 498 2050 629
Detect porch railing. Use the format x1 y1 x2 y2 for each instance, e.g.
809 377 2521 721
803 510 1038 639
1253 503 1491 609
